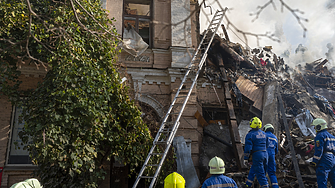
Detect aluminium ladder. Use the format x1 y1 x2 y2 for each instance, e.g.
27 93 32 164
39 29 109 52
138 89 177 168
132 8 228 188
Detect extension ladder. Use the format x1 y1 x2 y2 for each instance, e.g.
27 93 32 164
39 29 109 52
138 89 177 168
132 8 228 188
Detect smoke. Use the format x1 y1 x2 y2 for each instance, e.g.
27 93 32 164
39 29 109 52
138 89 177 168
200 0 335 68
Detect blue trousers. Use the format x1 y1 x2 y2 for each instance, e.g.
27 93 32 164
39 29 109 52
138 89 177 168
267 154 279 188
316 153 335 188
246 151 269 188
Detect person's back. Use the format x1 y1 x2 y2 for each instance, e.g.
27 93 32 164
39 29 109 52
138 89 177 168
202 174 237 188
244 117 269 188
244 129 268 153
264 124 279 188
311 118 335 188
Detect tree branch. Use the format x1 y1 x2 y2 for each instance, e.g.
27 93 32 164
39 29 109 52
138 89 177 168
250 0 308 37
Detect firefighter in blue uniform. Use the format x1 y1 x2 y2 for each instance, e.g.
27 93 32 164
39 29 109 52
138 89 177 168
263 124 279 188
311 118 335 188
244 117 269 188
201 156 238 188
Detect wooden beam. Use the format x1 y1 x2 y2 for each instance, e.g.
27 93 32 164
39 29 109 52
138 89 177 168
224 82 231 99
219 67 246 170
278 93 305 188
194 111 209 127
221 24 230 42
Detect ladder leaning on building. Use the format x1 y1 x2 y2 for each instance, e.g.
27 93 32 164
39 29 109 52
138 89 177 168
132 8 228 188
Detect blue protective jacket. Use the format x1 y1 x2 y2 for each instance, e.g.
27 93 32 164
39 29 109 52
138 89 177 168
265 131 279 188
244 129 269 160
312 129 335 188
313 129 335 164
201 174 238 188
265 131 278 156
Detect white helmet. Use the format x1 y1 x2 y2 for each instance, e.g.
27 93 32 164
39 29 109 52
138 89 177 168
209 156 225 174
311 118 328 132
263 124 274 133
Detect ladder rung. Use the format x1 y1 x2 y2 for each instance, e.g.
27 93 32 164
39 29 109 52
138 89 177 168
209 26 218 29
155 141 167 144
140 176 154 179
164 121 175 125
151 153 164 155
176 95 186 98
160 130 171 134
172 103 183 106
146 164 159 167
169 112 179 115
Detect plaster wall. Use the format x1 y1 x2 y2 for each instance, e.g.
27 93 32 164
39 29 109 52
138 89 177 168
105 0 123 34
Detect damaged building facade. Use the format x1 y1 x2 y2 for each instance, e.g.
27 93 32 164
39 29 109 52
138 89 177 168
2 0 335 188
0 0 204 187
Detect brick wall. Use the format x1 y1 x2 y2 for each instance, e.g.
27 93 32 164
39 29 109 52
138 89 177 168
2 170 35 188
0 72 44 188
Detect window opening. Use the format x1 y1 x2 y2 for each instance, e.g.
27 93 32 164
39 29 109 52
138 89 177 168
123 0 151 46
7 106 33 165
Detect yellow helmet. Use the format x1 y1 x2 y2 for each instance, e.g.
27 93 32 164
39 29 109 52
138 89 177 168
250 117 262 129
209 156 225 174
311 118 327 132
164 172 185 188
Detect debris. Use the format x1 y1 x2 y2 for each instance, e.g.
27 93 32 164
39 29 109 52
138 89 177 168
199 32 335 187
121 24 148 57
295 109 315 137
173 136 201 188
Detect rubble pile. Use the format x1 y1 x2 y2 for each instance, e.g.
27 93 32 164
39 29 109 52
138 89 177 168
201 35 335 187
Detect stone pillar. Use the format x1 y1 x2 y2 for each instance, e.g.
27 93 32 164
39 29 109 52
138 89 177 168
171 0 192 47
262 81 279 138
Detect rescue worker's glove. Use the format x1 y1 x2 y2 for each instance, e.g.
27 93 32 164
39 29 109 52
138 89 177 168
243 160 249 167
242 182 249 188
310 162 317 167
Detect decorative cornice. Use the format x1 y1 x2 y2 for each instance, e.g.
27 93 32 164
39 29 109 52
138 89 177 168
152 48 170 54
125 68 170 85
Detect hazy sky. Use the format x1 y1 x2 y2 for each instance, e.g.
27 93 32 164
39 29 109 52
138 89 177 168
200 0 335 67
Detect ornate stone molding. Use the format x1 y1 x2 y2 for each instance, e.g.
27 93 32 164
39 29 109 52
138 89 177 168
137 94 165 119
126 68 170 85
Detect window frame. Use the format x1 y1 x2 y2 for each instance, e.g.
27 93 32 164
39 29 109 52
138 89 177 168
122 0 153 48
5 105 34 167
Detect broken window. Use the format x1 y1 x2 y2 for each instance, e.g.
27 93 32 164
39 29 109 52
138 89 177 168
123 0 151 46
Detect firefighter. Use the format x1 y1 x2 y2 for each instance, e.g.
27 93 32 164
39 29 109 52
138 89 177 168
263 124 279 188
311 118 335 188
201 156 238 188
244 117 269 188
